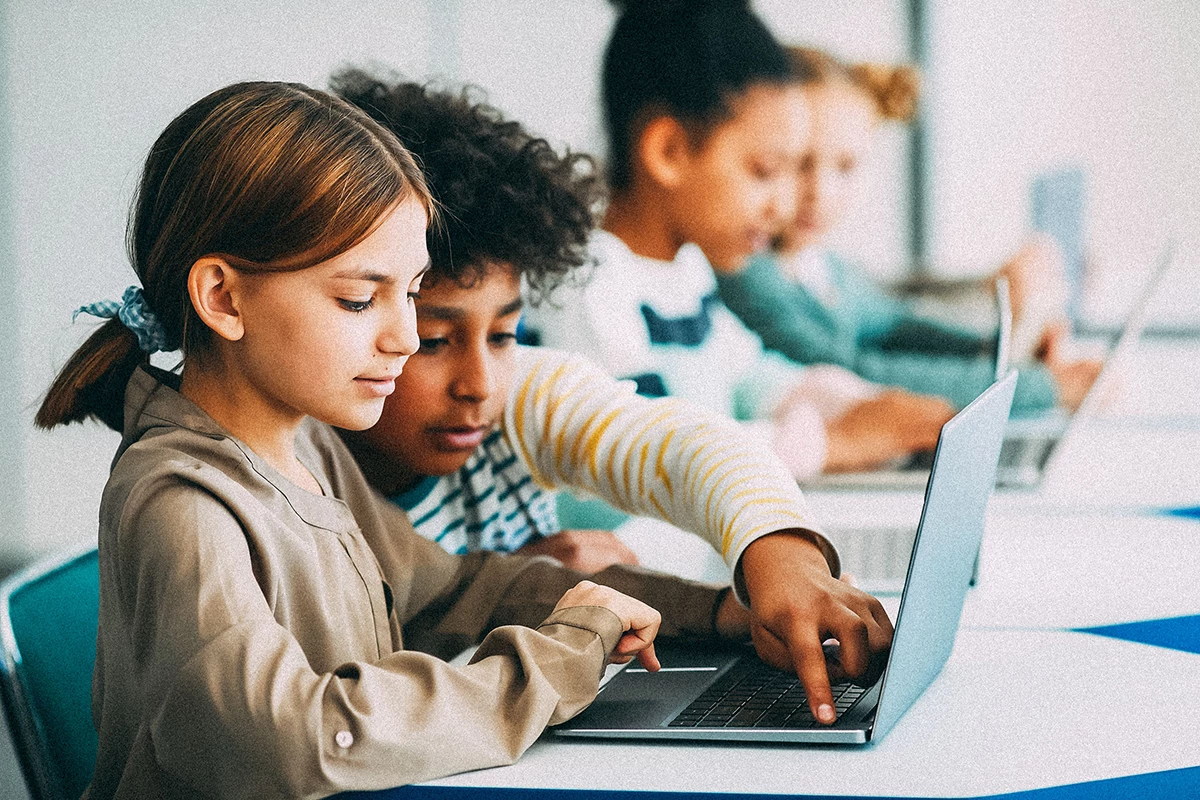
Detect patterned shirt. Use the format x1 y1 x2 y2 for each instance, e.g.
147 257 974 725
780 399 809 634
392 428 558 554
525 231 838 479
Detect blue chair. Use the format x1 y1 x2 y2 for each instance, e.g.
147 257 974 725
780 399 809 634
0 545 99 800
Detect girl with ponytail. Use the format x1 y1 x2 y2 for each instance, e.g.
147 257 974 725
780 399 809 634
716 46 1102 413
41 81 700 799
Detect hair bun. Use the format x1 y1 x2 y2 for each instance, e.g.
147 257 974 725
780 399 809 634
848 63 920 121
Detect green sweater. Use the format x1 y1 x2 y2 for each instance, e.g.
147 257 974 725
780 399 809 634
716 251 1057 413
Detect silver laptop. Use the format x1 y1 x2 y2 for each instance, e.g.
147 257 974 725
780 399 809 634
994 241 1172 489
811 243 1172 492
808 276 1013 491
554 370 1017 745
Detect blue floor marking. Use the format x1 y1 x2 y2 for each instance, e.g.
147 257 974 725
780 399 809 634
1076 614 1200 656
342 763 1200 799
1162 505 1200 521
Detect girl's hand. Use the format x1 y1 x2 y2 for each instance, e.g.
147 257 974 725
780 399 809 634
998 234 1067 324
1048 359 1104 412
823 391 954 472
553 580 661 671
517 530 640 573
1036 322 1104 412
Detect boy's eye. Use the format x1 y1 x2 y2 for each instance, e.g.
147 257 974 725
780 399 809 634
489 332 518 348
418 337 448 353
750 162 776 180
338 298 374 313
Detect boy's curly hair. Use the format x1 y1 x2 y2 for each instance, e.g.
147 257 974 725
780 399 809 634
332 68 603 302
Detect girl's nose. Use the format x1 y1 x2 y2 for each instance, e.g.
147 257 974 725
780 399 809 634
769 176 798 229
380 300 420 357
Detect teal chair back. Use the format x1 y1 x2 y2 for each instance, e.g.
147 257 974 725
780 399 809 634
0 545 99 800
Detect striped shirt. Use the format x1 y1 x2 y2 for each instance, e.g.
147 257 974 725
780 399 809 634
391 428 558 554
489 347 834 579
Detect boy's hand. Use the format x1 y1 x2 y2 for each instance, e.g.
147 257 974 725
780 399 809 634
713 589 753 640
517 529 640 573
739 531 893 725
554 580 661 671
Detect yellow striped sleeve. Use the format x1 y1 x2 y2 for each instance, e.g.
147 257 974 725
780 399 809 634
504 346 834 576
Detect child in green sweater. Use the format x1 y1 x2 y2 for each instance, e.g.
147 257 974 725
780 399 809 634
715 46 1101 413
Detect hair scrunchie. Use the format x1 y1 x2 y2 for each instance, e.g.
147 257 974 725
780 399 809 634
74 285 170 354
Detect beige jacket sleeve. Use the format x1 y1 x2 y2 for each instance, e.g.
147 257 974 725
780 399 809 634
108 478 621 798
316 420 728 662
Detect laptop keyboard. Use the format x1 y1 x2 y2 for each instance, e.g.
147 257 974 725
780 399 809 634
666 658 868 729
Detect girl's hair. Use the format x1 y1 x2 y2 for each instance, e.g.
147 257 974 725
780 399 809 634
36 81 433 433
602 0 792 191
331 69 603 304
787 46 920 122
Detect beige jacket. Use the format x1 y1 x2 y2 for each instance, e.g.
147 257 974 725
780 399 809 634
85 367 724 799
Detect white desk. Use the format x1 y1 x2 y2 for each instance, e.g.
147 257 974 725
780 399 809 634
965 513 1200 630
357 626 1200 799
348 505 1200 800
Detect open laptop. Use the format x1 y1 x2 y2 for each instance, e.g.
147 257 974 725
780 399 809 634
810 243 1172 492
993 241 1172 489
807 276 1013 491
554 370 1017 745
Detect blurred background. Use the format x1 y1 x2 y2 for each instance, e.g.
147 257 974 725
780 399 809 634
0 1 1198 793
0 0 1195 594
1 0 1198 608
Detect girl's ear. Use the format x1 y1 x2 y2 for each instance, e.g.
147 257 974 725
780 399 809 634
188 257 245 342
637 115 693 189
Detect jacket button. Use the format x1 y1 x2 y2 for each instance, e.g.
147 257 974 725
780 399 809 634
335 730 354 749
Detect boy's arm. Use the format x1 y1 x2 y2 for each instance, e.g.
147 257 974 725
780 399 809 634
320 421 726 655
503 346 838 591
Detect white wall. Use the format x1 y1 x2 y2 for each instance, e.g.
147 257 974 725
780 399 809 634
1 1 914 568
3 0 439 565
1 0 24 571
924 0 1200 293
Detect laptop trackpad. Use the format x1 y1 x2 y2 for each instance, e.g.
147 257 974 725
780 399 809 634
572 661 729 729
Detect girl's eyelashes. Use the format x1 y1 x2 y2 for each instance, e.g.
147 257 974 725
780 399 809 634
338 297 375 313
408 273 425 301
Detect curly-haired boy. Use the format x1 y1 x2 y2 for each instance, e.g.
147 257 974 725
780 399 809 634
333 71 650 569
332 67 846 577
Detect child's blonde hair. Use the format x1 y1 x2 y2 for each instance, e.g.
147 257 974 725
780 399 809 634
37 81 433 432
788 46 920 123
